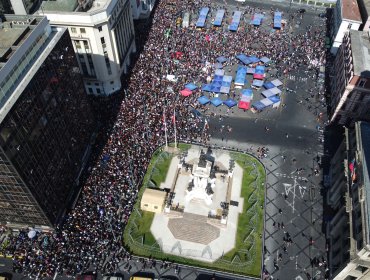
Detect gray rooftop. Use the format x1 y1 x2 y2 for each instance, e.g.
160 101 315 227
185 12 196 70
41 0 79 12
0 15 43 70
350 30 370 78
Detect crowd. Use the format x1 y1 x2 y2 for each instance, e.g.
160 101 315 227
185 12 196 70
0 0 327 278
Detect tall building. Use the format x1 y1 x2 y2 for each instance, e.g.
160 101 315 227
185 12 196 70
327 122 370 280
0 14 95 229
330 0 362 55
0 0 41 14
129 0 155 19
329 30 370 126
36 0 136 95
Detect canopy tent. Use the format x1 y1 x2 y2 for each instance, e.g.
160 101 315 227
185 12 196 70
251 13 264 26
252 101 266 111
235 66 248 86
215 69 225 76
223 75 233 83
185 83 198 90
211 97 223 107
198 96 210 105
269 95 281 108
202 84 212 92
239 101 250 110
180 88 192 97
166 74 177 82
252 79 264 88
260 98 274 107
224 98 237 107
271 79 283 87
261 89 276 98
241 89 253 97
213 62 223 69
241 95 252 102
260 57 271 64
263 81 275 89
229 11 242 31
269 87 282 95
196 7 210 28
236 54 252 65
253 65 265 79
274 11 282 29
213 9 225 26
247 67 256 74
217 56 228 63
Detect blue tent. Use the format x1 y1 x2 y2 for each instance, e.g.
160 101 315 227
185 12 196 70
211 97 223 107
202 84 212 92
198 96 210 105
214 62 223 69
241 89 253 96
252 79 264 87
252 101 266 111
269 95 281 103
236 54 252 65
185 83 198 90
228 11 242 31
217 56 227 63
263 82 275 89
260 57 271 64
214 75 224 81
196 7 210 28
224 98 237 108
213 9 225 26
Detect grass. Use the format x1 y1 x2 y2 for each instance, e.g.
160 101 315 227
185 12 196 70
123 147 265 277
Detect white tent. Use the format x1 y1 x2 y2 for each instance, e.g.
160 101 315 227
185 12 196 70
271 79 283 87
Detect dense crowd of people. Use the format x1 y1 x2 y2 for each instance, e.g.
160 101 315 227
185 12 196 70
0 0 326 278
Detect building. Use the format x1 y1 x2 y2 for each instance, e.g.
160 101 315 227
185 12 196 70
0 0 42 14
129 0 155 19
357 0 370 31
36 0 136 95
329 30 370 126
330 0 362 55
0 14 95 228
328 122 370 279
141 188 166 213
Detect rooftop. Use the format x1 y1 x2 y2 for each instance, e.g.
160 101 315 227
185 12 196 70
0 15 44 70
350 30 370 78
342 0 362 22
40 0 111 13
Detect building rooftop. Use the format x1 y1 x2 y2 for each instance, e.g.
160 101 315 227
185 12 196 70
0 15 43 70
350 30 370 78
342 0 362 22
40 0 111 13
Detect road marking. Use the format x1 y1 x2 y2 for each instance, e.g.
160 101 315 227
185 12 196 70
275 172 308 181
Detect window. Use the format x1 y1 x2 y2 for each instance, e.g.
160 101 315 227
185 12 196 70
70 27 77 33
100 37 105 44
88 88 93 94
154 206 158 209
348 23 352 29
98 26 102 32
110 81 114 84
80 28 86 33
358 79 366 87
74 41 81 49
96 88 101 94
83 41 89 50
144 204 148 207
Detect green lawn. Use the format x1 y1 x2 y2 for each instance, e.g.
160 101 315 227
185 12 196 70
123 147 265 277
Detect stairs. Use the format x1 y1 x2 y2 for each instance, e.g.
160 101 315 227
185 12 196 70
168 213 220 245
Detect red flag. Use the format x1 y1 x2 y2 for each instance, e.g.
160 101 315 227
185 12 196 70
205 35 211 42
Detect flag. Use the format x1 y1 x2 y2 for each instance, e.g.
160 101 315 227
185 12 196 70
205 35 211 42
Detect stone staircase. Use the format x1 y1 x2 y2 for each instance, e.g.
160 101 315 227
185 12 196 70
168 213 220 245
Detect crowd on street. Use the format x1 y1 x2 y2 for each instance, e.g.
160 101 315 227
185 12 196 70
0 0 327 278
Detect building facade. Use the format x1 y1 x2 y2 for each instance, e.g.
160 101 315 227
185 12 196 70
330 0 362 55
129 0 155 19
37 0 136 95
0 15 95 228
357 0 370 31
329 30 370 126
328 122 370 280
